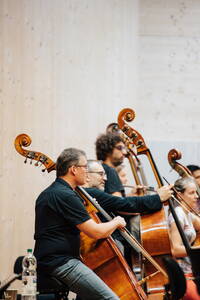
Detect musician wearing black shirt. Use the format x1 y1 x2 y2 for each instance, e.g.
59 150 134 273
95 133 126 196
84 160 173 216
34 148 126 300
83 159 173 263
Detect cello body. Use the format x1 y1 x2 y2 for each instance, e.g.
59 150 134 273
140 209 170 295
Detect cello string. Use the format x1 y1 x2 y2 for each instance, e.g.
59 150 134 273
120 132 149 188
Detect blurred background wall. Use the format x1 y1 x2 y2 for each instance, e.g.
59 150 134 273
0 0 199 286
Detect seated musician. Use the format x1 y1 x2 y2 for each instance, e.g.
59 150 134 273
34 148 127 300
116 164 147 196
95 132 148 198
168 177 200 300
115 164 128 185
84 159 173 215
187 164 200 213
84 159 173 268
82 159 172 264
95 133 127 197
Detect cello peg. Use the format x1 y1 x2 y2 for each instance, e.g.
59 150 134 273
131 132 137 139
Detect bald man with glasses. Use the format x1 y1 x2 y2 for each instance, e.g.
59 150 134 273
84 160 173 217
83 159 173 267
86 160 107 190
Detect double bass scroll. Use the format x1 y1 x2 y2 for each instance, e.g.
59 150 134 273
118 109 163 186
168 149 192 178
14 134 56 172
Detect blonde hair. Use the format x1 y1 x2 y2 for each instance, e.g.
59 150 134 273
174 177 196 193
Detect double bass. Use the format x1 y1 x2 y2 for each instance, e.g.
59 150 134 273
117 108 172 298
14 133 147 300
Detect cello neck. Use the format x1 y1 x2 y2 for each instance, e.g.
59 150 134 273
137 159 148 187
126 153 142 186
145 149 164 187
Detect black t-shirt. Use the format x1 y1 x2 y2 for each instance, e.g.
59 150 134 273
34 178 91 273
102 163 125 196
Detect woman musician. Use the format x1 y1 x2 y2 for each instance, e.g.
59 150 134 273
168 177 200 300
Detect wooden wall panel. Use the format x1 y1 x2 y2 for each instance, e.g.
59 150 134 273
0 0 138 287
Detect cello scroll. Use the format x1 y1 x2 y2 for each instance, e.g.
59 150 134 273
168 149 192 178
167 148 200 216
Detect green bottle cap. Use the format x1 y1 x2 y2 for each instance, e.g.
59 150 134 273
27 249 32 253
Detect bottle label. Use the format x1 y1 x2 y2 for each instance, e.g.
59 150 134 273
22 275 37 295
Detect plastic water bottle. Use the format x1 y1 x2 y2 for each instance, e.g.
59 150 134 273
21 249 37 300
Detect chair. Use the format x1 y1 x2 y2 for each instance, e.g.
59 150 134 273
37 271 69 300
163 256 186 300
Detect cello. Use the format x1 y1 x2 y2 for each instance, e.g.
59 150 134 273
14 133 147 300
117 108 172 298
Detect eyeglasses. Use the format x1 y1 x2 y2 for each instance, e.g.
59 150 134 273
115 145 126 151
88 171 106 177
75 164 88 170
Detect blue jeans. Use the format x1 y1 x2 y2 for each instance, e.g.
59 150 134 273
51 258 119 300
